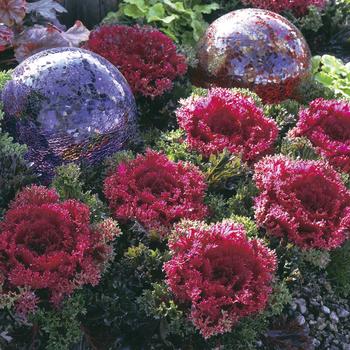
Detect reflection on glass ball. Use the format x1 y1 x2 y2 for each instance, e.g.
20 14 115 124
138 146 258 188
2 47 138 182
191 9 312 103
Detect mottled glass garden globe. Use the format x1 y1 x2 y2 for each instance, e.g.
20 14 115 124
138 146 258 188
191 9 312 103
2 47 138 182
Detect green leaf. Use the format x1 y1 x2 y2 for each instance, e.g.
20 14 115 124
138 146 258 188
315 72 334 86
163 0 189 14
158 14 179 24
311 55 321 74
321 54 344 71
161 27 178 41
193 3 220 14
191 18 206 41
124 0 147 8
123 3 146 18
147 3 165 22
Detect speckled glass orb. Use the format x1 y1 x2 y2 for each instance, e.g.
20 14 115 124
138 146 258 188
2 47 138 182
191 9 312 103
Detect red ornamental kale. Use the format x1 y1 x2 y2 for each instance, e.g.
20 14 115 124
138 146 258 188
0 186 118 314
164 221 276 339
176 88 278 162
291 98 350 173
84 25 187 98
104 150 208 235
241 0 326 17
254 156 350 250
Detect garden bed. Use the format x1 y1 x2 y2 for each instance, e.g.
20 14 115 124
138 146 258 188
0 1 350 349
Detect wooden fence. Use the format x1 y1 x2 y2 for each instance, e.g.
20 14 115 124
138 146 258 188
59 0 120 28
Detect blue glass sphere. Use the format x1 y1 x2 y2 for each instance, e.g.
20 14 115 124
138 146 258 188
2 47 138 182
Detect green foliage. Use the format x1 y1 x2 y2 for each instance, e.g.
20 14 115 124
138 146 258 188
288 5 324 33
342 172 350 189
32 293 86 350
0 70 11 89
204 151 245 190
288 0 350 57
297 77 336 104
280 136 319 160
78 150 135 198
82 240 169 349
207 315 268 350
137 282 193 341
154 129 203 164
312 55 350 99
264 99 300 145
301 249 331 269
266 280 292 317
103 0 219 45
52 163 107 221
327 240 350 297
226 178 259 218
205 193 230 222
230 215 259 238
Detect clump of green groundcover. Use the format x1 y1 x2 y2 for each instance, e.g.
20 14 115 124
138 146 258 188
327 240 350 297
280 135 320 160
31 294 86 350
52 163 107 222
301 249 331 269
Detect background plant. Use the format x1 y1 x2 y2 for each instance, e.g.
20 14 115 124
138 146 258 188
312 54 350 99
102 0 219 46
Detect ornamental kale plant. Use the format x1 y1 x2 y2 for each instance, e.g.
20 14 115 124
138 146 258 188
0 185 119 316
164 220 276 338
2 0 350 348
176 88 278 162
84 25 187 98
254 156 350 250
104 150 208 236
291 98 350 173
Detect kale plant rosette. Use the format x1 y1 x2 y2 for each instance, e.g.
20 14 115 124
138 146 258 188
0 185 119 319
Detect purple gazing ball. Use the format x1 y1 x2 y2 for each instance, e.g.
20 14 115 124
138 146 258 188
1 47 138 182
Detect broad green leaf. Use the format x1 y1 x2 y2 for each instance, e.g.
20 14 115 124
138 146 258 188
191 18 206 41
193 3 220 14
161 28 178 42
321 54 344 71
147 3 165 22
311 55 321 74
124 0 146 8
163 0 189 14
123 4 146 18
315 72 334 86
158 14 179 24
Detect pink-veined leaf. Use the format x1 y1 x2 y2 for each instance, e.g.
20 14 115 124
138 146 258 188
0 0 27 27
27 0 67 22
61 21 90 47
14 24 70 62
14 21 90 62
0 24 14 52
